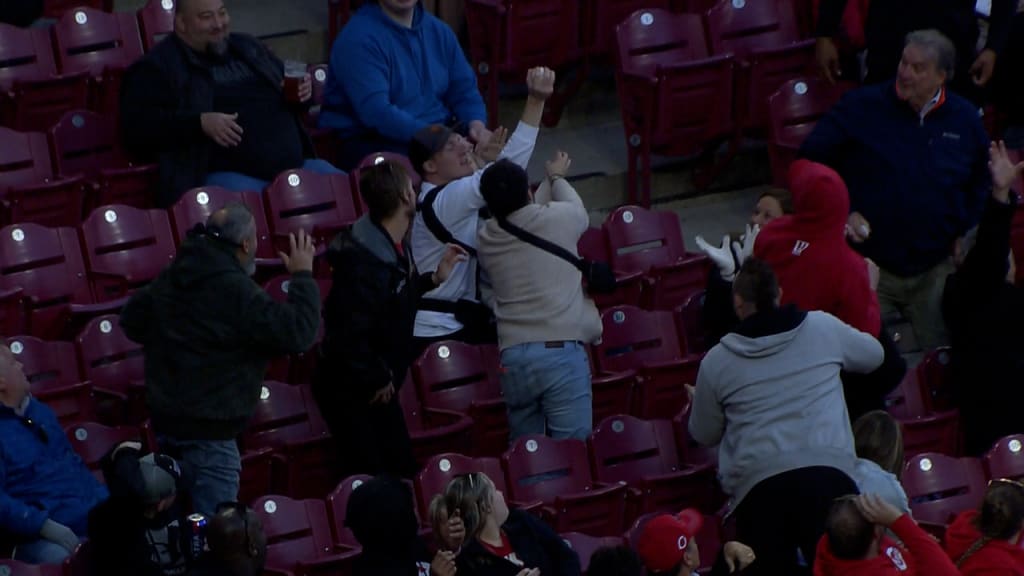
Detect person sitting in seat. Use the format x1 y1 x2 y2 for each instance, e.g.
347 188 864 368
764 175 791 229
849 411 909 516
0 343 108 564
944 478 1024 575
635 509 757 576
121 0 342 207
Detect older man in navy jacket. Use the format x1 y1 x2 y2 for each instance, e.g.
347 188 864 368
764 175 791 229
801 29 990 350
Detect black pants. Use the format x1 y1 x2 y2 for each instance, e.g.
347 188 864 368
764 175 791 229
734 466 858 576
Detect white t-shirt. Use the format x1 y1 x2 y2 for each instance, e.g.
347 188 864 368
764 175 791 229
411 122 539 337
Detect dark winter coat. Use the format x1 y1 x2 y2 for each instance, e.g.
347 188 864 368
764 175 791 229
456 509 581 576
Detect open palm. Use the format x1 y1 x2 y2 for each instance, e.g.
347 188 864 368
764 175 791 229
989 140 1024 193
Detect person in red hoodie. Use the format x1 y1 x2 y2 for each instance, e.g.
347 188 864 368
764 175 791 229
815 493 960 576
753 159 904 420
944 478 1024 575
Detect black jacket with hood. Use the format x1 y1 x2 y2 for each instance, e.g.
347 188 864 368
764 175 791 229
120 229 321 441
344 476 432 576
456 509 582 576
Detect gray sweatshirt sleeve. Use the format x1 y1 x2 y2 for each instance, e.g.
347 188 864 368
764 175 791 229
827 312 884 374
688 359 725 447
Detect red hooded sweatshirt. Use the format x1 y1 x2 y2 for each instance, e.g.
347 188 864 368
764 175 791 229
754 159 881 337
814 514 960 576
943 510 1024 575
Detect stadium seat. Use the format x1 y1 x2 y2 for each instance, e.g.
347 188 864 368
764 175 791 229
306 64 337 164
916 346 956 413
8 335 94 427
261 274 328 384
52 7 144 116
75 314 145 425
65 421 142 482
0 126 87 226
560 532 626 573
413 341 508 456
398 376 474 467
48 110 157 209
603 205 710 311
137 0 175 52
614 9 734 205
464 0 583 127
984 435 1024 482
351 151 421 216
705 0 816 132
243 381 337 500
588 0 678 57
326 475 374 549
593 306 699 419
0 222 125 339
767 77 850 186
251 495 360 576
675 289 709 355
414 452 510 523
903 453 987 526
79 204 177 301
885 369 960 457
263 169 359 252
589 414 717 517
577 226 644 309
503 434 627 536
590 369 638 426
0 23 90 132
238 446 275 506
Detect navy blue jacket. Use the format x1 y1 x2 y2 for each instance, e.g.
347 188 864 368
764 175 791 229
800 82 990 276
0 398 107 537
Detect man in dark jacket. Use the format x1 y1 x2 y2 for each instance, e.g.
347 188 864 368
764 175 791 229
313 159 464 478
815 0 1016 104
119 0 341 208
120 203 320 516
801 29 991 351
942 141 1024 455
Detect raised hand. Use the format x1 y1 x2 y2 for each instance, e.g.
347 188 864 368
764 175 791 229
695 234 736 281
845 212 871 243
854 494 903 527
546 150 571 179
526 66 556 100
475 126 508 164
279 229 316 274
731 224 760 268
989 140 1024 203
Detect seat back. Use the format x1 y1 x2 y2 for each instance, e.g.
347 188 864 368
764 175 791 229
7 335 82 389
0 24 58 90
245 381 330 449
65 421 141 478
916 346 955 412
352 151 422 215
52 7 144 77
503 435 595 504
615 9 709 78
49 109 125 179
676 289 708 355
252 495 336 569
326 475 374 548
413 341 501 413
264 169 358 250
80 204 177 299
884 369 929 419
604 206 687 275
705 0 802 56
169 186 274 258
768 77 846 149
985 435 1024 481
137 0 175 51
596 1 677 56
0 222 91 338
75 314 144 391
594 306 685 373
589 414 683 484
903 453 987 525
0 127 57 192
415 452 507 518
577 227 609 262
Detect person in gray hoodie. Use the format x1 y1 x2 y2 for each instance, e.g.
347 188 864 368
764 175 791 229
689 258 884 576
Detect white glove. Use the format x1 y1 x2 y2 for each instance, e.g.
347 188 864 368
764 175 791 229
731 224 760 269
40 519 80 552
696 234 736 281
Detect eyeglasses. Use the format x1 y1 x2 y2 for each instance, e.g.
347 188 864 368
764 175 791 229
215 501 254 556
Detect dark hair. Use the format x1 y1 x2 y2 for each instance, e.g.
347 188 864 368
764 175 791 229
587 546 643 576
732 258 780 312
358 160 412 222
957 480 1024 567
825 497 875 560
853 410 905 480
758 189 792 214
480 159 531 220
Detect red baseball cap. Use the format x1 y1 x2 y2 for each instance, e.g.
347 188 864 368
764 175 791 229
636 509 704 573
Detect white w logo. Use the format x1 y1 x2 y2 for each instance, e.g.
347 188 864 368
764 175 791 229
792 240 810 256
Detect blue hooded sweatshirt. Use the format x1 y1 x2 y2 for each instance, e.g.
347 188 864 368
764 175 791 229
0 398 108 537
319 2 486 142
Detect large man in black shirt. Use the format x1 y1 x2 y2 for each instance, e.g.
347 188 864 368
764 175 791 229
120 0 342 207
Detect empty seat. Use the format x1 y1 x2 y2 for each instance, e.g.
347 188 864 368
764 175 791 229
577 226 644 309
413 341 508 456
885 369 960 457
263 169 358 252
503 434 627 536
137 0 175 51
903 453 987 526
79 204 177 301
0 125 86 226
916 346 956 412
675 289 709 355
614 9 734 204
251 495 360 576
984 435 1024 481
588 0 677 56
590 369 638 426
398 376 474 467
589 414 717 515
767 77 849 186
65 421 142 482
75 314 145 425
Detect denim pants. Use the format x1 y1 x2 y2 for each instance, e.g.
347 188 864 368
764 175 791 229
159 437 241 518
499 341 592 441
204 158 344 192
12 539 72 564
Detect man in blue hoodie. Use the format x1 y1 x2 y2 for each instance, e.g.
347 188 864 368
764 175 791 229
801 29 991 350
0 343 107 563
320 0 489 170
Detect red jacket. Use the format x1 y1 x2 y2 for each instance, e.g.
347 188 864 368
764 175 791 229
814 514 960 576
753 159 881 337
944 510 1024 575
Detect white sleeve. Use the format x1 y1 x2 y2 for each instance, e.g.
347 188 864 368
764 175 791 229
497 121 540 169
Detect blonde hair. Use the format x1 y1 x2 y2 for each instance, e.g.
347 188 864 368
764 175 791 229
441 472 495 540
853 410 905 480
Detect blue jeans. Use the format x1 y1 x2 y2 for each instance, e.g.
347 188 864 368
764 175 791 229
500 341 592 441
159 437 241 517
12 539 71 563
204 159 345 192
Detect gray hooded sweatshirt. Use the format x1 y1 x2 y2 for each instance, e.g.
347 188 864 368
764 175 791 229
689 307 883 510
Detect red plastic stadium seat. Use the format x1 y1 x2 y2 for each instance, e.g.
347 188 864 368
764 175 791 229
0 126 87 226
885 369 960 457
264 169 358 252
588 0 678 57
137 0 175 52
75 314 145 425
398 377 474 467
414 452 510 523
984 435 1024 482
916 346 956 413
65 421 142 482
251 495 360 576
767 77 850 186
8 335 94 427
79 204 176 301
903 453 987 526
577 226 644 309
325 475 374 549
675 289 709 355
